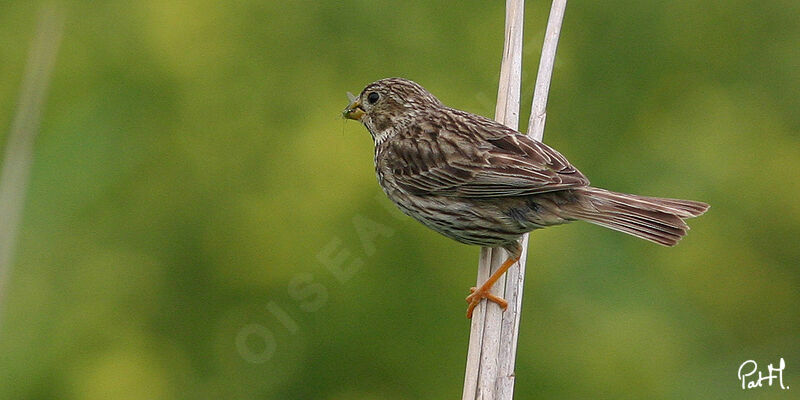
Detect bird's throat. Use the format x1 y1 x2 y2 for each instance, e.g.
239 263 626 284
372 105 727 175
372 128 396 146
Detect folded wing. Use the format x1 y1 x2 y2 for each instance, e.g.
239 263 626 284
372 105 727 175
382 114 589 198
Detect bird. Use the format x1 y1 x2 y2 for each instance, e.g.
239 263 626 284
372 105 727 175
342 78 709 318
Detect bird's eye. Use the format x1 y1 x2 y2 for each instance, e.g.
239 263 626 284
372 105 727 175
367 92 380 104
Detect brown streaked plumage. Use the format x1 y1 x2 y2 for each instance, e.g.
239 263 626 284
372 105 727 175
343 78 709 318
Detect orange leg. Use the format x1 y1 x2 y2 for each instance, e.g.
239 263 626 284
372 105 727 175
465 255 520 319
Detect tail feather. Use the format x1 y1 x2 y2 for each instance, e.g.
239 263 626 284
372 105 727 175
566 187 709 246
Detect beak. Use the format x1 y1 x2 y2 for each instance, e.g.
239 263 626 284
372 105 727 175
342 92 365 121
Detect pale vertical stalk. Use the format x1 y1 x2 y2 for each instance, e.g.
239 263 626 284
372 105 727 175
0 4 65 330
463 1 568 399
463 0 524 399
528 0 567 141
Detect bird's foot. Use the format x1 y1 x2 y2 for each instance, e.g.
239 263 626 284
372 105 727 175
465 286 508 319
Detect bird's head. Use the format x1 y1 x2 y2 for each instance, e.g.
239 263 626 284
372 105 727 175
343 78 442 141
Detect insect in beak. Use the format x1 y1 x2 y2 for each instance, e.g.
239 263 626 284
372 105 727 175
342 92 365 120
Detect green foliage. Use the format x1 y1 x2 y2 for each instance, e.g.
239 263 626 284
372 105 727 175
0 1 797 399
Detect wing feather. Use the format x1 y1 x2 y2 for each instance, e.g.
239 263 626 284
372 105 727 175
379 109 589 198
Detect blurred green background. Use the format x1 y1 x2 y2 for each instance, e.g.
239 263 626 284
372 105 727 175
1 1 798 399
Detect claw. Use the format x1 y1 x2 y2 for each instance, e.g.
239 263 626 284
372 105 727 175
466 287 508 319
463 255 519 318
